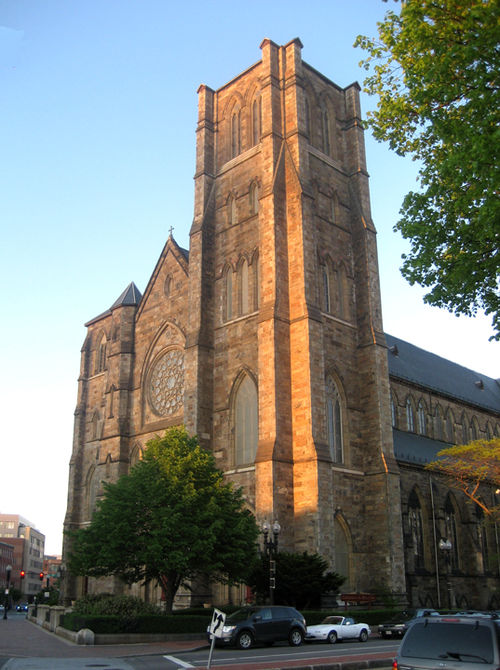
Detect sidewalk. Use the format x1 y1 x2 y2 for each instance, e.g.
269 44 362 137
0 616 207 659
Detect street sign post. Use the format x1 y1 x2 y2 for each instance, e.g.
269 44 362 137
207 608 226 669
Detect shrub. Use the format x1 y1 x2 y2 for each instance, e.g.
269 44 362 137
72 594 162 617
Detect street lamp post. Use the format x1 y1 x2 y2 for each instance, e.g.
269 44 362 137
439 538 454 609
3 564 12 620
262 520 281 605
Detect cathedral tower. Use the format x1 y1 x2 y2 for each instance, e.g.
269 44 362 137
63 39 406 603
186 38 405 595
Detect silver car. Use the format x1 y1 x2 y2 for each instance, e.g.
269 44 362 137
394 615 500 669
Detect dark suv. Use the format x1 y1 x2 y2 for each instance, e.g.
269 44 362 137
379 608 439 638
394 615 500 669
208 605 306 649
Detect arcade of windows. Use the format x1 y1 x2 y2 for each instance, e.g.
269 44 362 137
390 389 498 444
229 95 262 160
228 372 345 469
228 87 336 163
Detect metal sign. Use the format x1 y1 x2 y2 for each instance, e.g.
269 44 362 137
209 608 226 638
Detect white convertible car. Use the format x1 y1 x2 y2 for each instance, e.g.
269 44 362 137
305 616 371 644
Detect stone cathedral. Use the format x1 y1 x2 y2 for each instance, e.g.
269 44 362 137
63 39 500 609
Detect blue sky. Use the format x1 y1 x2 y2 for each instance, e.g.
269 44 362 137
1 0 497 555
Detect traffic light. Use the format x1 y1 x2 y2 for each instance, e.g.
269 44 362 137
20 570 25 579
39 572 44 581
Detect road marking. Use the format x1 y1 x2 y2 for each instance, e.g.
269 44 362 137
163 656 195 668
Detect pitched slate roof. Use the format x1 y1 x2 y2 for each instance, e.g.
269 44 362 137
392 429 445 466
386 333 500 414
85 282 143 326
110 282 142 309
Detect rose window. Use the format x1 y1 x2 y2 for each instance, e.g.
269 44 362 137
148 349 184 416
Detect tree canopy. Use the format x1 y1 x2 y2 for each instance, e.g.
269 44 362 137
427 438 500 520
247 551 345 610
355 0 500 339
67 427 260 612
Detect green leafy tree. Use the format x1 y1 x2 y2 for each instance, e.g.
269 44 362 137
248 551 345 609
67 427 260 612
427 438 500 519
355 0 500 339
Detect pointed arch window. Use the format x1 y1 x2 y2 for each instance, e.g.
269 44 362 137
231 109 241 158
95 334 107 374
417 400 427 436
234 375 258 466
322 267 331 313
486 422 493 440
334 516 351 589
321 105 330 155
406 397 415 432
305 97 311 141
254 256 260 310
434 405 444 440
446 410 454 443
252 97 261 146
409 489 425 570
240 258 249 315
475 506 490 573
461 415 469 444
225 267 233 321
228 194 237 226
326 376 343 463
471 417 479 441
390 390 398 428
249 182 259 215
444 496 460 570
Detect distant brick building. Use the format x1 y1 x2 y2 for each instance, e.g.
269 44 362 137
63 39 500 609
0 514 45 599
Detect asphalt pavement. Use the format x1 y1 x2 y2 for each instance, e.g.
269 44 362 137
0 613 394 670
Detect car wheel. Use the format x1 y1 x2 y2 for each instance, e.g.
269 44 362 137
288 628 304 646
236 631 253 649
359 629 369 642
327 630 338 644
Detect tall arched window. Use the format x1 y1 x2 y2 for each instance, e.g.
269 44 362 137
444 495 460 570
95 334 107 374
231 109 241 158
434 405 444 440
234 375 258 466
322 267 331 313
390 390 398 428
406 397 415 432
446 410 455 443
461 414 469 444
321 105 330 155
409 489 425 570
249 182 259 215
471 417 479 441
417 400 427 435
252 97 261 146
225 267 233 321
326 376 343 463
239 258 249 315
228 194 237 225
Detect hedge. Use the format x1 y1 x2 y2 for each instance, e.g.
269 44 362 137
61 608 402 634
61 612 212 634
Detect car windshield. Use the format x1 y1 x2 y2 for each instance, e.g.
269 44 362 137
226 608 261 623
322 616 344 625
401 622 493 664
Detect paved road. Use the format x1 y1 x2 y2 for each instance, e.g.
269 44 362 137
0 612 396 670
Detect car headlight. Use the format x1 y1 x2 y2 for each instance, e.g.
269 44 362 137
222 625 236 633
